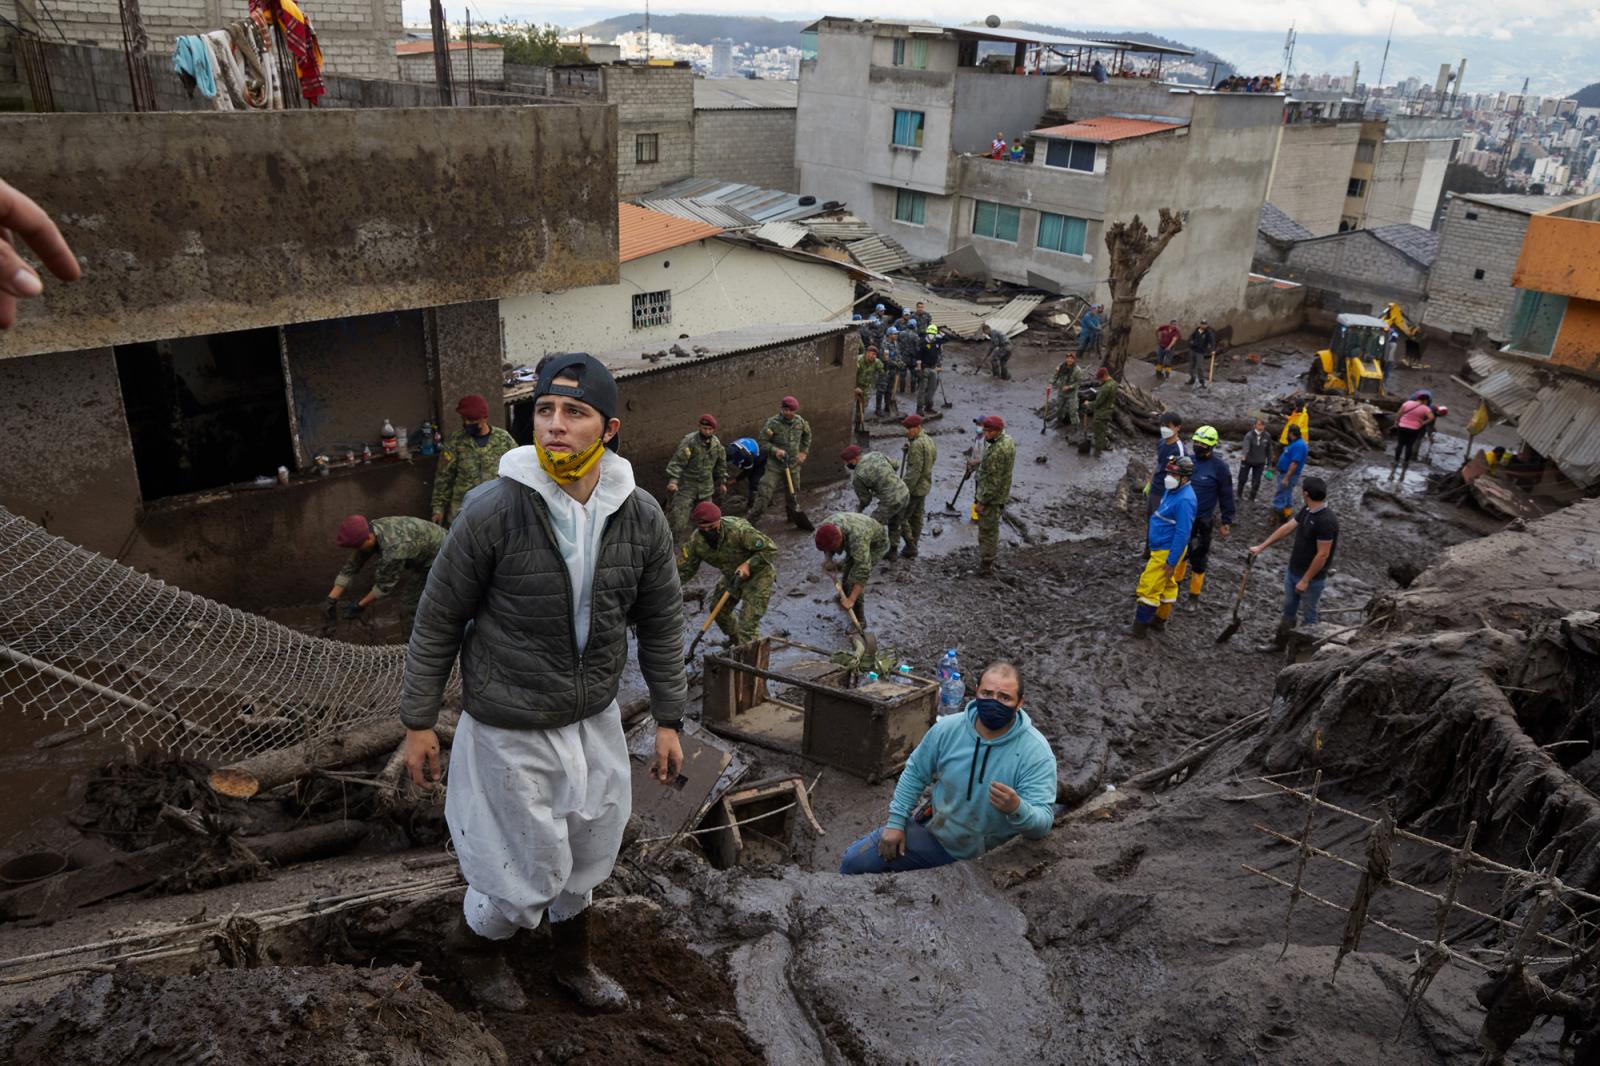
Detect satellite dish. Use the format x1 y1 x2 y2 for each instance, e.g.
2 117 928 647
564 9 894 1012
985 14 1001 27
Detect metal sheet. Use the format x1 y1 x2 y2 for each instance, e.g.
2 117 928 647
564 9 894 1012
1518 379 1600 488
639 177 831 223
845 235 913 274
1465 357 1541 420
635 197 759 230
867 278 1037 340
751 221 809 248
983 294 1047 339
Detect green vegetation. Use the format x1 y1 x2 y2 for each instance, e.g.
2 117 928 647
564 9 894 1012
467 22 590 66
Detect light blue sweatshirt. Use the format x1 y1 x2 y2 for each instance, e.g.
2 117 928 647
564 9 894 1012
888 705 1058 860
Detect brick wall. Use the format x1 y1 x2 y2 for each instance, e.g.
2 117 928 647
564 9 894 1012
1424 197 1529 341
1267 122 1361 237
1278 230 1430 315
694 108 798 190
8 0 402 81
395 46 504 85
606 64 694 197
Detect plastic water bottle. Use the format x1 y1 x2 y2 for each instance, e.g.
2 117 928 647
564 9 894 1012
381 418 398 456
939 671 965 713
938 649 958 682
892 662 914 686
864 671 880 687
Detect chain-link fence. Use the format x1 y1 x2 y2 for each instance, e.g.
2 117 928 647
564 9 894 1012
0 506 456 764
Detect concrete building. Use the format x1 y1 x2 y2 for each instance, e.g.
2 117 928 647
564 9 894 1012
505 323 856 501
1506 192 1600 372
1263 99 1364 237
0 101 617 611
1266 224 1438 319
394 41 504 85
500 203 857 359
1255 202 1315 267
1362 116 1462 229
1426 192 1578 343
711 38 734 78
794 18 1283 348
693 79 799 191
536 62 696 197
3 0 403 82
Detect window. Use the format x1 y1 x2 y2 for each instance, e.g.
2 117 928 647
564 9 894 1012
1037 212 1088 255
892 109 924 148
1465 210 1479 220
1044 139 1096 173
972 200 1020 242
632 289 671 329
1506 289 1567 357
892 39 905 65
635 133 659 164
891 38 927 68
894 189 926 225
1474 268 1486 280
1355 139 1377 163
115 327 296 501
1346 178 1368 198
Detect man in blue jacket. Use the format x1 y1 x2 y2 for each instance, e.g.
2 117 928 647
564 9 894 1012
1133 455 1196 637
1173 425 1234 603
1273 423 1308 525
839 662 1057 874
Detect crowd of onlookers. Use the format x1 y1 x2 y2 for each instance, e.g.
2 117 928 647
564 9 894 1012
1214 73 1283 93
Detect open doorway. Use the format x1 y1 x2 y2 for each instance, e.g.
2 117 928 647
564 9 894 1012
114 327 296 501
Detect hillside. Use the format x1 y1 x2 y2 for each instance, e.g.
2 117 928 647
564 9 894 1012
1570 82 1600 108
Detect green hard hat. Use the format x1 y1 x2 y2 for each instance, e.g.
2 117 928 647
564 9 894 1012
1193 425 1220 447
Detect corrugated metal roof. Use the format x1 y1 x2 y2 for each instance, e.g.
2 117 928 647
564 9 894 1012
1466 352 1541 420
845 235 914 273
1031 115 1184 142
983 294 1047 338
1259 202 1314 244
868 279 1038 340
1452 192 1581 216
1518 379 1600 488
633 197 759 230
617 203 723 263
803 217 878 241
692 79 798 110
751 220 809 248
639 177 834 223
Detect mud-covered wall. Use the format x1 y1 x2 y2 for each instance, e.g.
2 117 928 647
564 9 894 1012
431 302 507 430
0 105 618 360
285 312 432 464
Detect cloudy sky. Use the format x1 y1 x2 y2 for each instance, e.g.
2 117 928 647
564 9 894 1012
404 1 1597 93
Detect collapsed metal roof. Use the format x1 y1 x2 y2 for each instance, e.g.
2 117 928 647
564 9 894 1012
637 177 838 223
1466 352 1600 487
866 277 1044 340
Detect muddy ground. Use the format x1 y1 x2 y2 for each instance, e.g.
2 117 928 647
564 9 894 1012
0 327 1572 1064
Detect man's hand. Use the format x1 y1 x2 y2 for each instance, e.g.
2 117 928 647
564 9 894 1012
1 178 82 330
735 561 751 580
837 592 856 611
341 600 364 619
974 502 986 517
1163 564 1177 579
650 726 683 785
666 481 678 494
773 448 787 461
989 782 1021 814
1219 523 1232 539
854 386 863 398
796 452 808 464
402 728 442 788
966 457 980 473
876 827 907 863
1248 543 1266 557
1295 579 1310 594
431 512 445 526
321 597 338 622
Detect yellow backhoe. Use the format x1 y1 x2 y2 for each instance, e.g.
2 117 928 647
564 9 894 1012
1308 313 1389 396
1381 302 1426 366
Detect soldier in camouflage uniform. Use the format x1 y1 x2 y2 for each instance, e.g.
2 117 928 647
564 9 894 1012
324 514 444 637
748 395 812 526
856 347 887 419
676 501 778 646
980 324 1012 380
664 412 729 541
813 511 888 628
898 414 936 558
969 415 1016 577
1090 367 1119 456
1050 352 1086 436
431 394 518 526
842 444 910 559
894 320 920 400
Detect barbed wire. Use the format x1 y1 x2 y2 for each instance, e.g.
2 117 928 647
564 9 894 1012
0 506 457 764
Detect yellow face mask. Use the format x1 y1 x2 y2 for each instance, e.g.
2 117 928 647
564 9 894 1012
535 437 606 484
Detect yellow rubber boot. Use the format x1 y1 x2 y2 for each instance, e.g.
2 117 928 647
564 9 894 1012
1173 560 1189 584
1152 601 1175 630
1189 572 1206 598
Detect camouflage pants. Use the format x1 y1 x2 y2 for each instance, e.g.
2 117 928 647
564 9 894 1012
899 494 926 547
1093 413 1113 451
1055 389 1081 427
669 486 715 540
918 368 940 410
712 571 775 645
977 504 1003 565
748 464 800 522
873 501 907 550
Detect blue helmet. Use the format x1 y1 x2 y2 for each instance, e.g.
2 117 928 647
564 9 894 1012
726 437 759 467
874 303 886 312
886 326 898 335
852 312 863 321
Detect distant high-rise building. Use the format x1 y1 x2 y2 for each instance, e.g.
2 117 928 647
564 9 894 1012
711 38 733 77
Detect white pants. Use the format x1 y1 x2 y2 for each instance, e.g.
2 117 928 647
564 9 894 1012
445 703 631 940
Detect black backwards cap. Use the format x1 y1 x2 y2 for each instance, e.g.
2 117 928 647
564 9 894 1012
533 353 619 424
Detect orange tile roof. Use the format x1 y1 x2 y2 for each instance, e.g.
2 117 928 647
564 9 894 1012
1030 116 1184 142
395 40 503 55
618 203 723 263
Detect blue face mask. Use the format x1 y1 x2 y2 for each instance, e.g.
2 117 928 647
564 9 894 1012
970 697 1017 730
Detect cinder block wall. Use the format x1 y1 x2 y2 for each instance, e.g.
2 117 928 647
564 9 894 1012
1266 123 1361 237
1279 231 1429 315
396 47 505 85
1424 198 1529 341
607 64 695 197
693 108 798 190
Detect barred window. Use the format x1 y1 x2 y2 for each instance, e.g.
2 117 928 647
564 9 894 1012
632 289 671 329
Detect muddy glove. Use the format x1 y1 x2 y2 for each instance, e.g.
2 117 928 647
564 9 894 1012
876 827 907 863
341 600 364 620
321 597 338 622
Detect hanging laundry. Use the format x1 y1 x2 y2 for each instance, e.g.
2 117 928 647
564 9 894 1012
249 0 325 105
202 31 244 110
172 35 220 101
226 19 284 110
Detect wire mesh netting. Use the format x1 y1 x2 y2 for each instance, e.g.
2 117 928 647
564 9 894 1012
0 506 457 764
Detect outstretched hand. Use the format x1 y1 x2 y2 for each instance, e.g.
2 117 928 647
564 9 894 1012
1 178 82 329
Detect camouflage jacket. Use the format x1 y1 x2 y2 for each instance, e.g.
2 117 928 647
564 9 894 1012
664 430 728 494
758 413 812 468
1091 379 1119 417
855 355 887 392
850 451 910 514
902 433 936 497
975 433 1016 508
824 511 888 591
894 329 921 366
334 516 444 599
1051 361 1085 393
431 427 517 520
676 515 777 585
987 331 1012 358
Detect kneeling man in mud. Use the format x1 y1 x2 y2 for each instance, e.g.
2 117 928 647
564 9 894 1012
840 662 1057 874
399 353 687 1013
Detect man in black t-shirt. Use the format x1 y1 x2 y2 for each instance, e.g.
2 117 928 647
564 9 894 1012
1246 475 1338 654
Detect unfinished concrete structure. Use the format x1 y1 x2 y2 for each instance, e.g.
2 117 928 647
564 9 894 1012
693 79 799 191
1263 99 1365 237
0 103 617 610
1267 224 1438 319
1426 192 1577 343
394 40 504 85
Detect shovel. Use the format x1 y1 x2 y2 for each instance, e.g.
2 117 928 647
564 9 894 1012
783 466 815 531
1216 555 1255 644
940 374 953 409
831 577 878 660
854 392 867 435
1040 386 1052 434
685 577 743 662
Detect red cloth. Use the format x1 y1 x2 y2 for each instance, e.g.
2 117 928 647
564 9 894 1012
250 0 324 104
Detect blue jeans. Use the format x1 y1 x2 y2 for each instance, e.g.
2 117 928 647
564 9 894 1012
839 819 958 875
1283 569 1327 625
1272 474 1298 513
